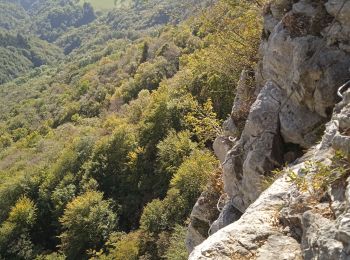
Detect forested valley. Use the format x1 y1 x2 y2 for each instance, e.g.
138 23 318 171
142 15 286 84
0 0 263 259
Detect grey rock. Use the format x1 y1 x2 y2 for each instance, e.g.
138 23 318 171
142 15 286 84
279 205 305 241
292 0 317 17
328 90 350 156
226 70 258 138
323 22 350 52
336 213 350 250
222 118 238 137
336 105 350 131
302 211 349 260
279 97 325 148
270 0 293 20
186 189 221 252
213 136 232 164
256 234 302 260
296 94 350 260
329 182 347 218
187 0 350 258
332 133 350 156
189 177 302 260
231 70 256 122
320 119 340 150
209 202 242 235
323 0 350 53
263 22 350 117
186 224 208 255
264 14 279 34
223 82 284 211
326 0 350 27
345 176 350 208
263 0 350 117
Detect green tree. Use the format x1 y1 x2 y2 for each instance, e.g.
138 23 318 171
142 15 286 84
99 231 140 260
164 225 188 260
155 130 197 195
170 150 217 209
141 150 217 233
140 199 167 234
83 126 136 198
58 191 117 259
0 196 37 259
184 99 221 145
121 57 177 102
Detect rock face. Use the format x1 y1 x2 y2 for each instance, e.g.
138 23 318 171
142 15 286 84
223 82 285 211
297 90 350 260
187 0 350 258
302 211 346 260
189 90 350 259
186 188 221 252
189 176 303 260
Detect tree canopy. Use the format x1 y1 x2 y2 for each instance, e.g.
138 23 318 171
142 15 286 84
0 0 263 258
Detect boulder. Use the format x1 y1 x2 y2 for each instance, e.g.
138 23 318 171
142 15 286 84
209 201 242 235
186 188 221 252
213 136 232 164
189 177 302 260
279 97 325 148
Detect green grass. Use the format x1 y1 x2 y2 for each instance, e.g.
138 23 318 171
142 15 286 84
79 0 132 10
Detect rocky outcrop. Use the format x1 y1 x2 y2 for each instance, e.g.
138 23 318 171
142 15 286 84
212 0 349 233
188 175 303 260
186 188 221 252
188 0 350 258
189 89 350 259
223 82 285 210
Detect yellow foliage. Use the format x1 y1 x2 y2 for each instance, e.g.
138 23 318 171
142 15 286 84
108 232 140 260
8 196 37 226
184 99 221 144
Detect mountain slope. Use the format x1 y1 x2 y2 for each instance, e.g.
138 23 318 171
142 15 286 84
0 30 63 84
0 0 261 259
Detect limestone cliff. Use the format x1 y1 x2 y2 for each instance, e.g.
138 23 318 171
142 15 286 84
187 0 350 258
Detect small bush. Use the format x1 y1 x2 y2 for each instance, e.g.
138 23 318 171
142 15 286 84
287 152 350 201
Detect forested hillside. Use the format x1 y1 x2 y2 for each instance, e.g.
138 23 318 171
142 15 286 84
0 0 262 259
